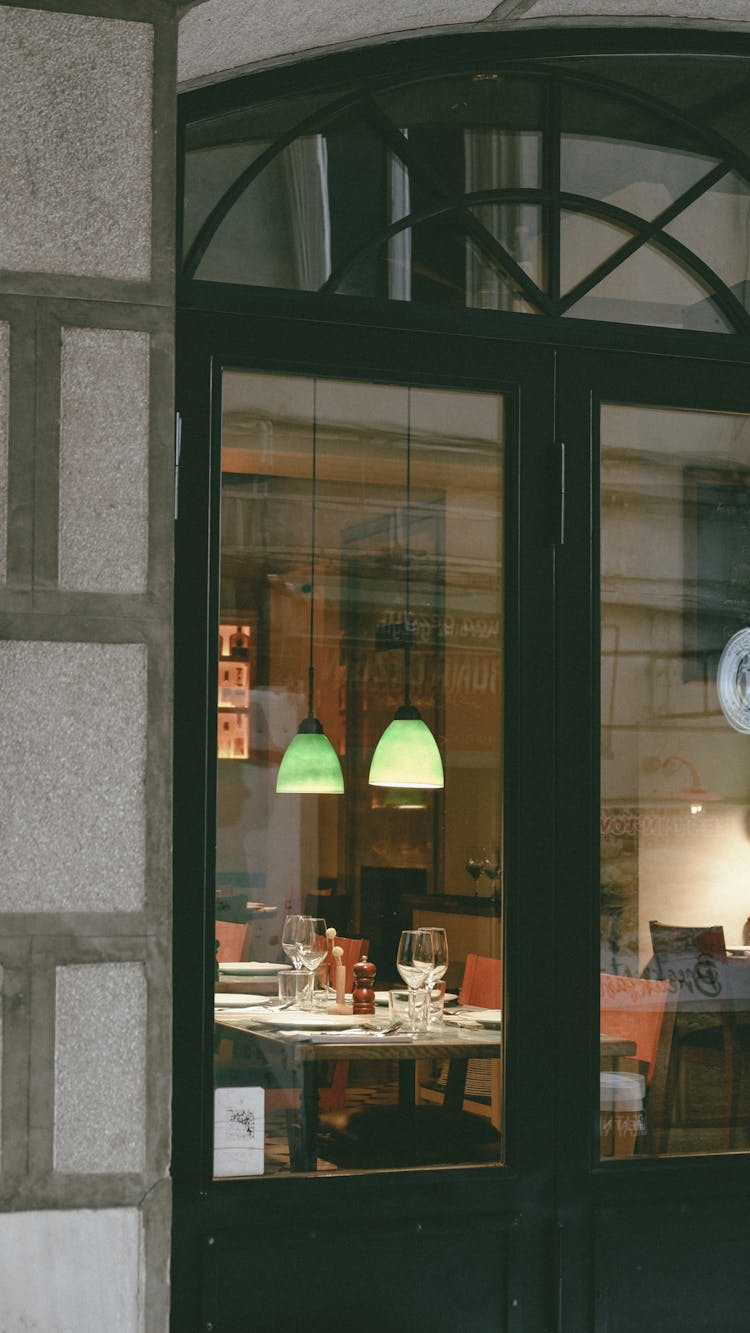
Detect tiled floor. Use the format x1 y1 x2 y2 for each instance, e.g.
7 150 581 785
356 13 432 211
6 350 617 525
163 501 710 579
264 1059 401 1174
262 1057 500 1174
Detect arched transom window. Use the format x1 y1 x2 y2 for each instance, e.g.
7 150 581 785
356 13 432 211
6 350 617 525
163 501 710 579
181 53 750 334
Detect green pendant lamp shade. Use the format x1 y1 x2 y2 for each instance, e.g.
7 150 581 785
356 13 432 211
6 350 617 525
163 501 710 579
276 381 344 795
369 390 444 790
276 715 344 794
369 705 443 788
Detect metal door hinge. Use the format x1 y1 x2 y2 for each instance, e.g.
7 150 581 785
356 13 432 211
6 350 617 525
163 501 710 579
174 411 182 521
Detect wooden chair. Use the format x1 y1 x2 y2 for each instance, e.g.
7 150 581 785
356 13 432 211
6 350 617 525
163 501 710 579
459 952 502 1009
258 936 370 1120
215 920 252 963
647 920 742 1149
599 971 672 1155
315 933 368 997
314 935 368 1112
417 952 502 1130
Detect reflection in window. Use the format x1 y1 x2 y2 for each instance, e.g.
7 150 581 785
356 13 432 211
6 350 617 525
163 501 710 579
182 55 750 333
600 403 750 1159
214 373 504 1176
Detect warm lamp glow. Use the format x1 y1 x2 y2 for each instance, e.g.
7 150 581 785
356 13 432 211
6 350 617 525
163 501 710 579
369 706 444 789
654 754 721 815
276 718 344 794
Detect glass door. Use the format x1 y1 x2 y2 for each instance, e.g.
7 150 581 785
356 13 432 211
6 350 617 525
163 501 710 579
173 309 558 1332
556 345 750 1333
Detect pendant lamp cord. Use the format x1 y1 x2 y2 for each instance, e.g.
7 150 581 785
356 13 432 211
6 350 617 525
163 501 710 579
404 387 412 708
307 379 317 719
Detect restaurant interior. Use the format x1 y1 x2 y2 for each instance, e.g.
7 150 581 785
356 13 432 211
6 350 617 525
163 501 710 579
211 372 750 1176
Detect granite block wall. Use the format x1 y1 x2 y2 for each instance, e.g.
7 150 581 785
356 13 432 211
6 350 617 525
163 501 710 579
178 0 750 88
0 3 176 1331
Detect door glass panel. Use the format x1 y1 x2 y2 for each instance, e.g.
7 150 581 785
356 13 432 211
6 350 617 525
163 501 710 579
214 372 504 1177
600 402 750 1159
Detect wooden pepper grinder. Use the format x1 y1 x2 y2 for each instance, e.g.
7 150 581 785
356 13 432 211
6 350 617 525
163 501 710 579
352 955 377 1015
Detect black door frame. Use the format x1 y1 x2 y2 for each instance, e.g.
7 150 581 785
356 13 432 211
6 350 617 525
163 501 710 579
172 303 560 1332
172 299 750 1331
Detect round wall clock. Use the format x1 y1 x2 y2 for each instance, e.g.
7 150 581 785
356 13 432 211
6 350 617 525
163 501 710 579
717 628 750 734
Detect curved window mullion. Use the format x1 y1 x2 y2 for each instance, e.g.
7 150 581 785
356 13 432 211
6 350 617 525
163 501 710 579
182 89 362 278
320 191 550 312
558 194 750 334
559 161 733 311
359 98 555 313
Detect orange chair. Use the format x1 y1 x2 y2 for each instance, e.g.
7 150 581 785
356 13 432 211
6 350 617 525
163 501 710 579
459 952 502 1009
600 972 669 1083
315 933 369 996
215 920 252 963
418 953 503 1130
262 936 370 1120
315 935 369 1113
600 971 671 1155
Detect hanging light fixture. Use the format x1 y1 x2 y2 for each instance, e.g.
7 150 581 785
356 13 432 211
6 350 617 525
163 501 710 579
276 381 344 795
369 388 444 790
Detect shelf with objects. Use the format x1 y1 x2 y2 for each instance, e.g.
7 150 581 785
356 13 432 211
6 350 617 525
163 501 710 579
217 621 251 760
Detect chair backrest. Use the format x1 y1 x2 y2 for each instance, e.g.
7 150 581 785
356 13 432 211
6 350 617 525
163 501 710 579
315 934 370 993
600 972 670 1083
215 920 252 963
648 920 729 1008
459 953 502 1008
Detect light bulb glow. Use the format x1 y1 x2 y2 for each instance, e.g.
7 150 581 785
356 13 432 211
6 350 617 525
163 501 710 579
368 716 444 788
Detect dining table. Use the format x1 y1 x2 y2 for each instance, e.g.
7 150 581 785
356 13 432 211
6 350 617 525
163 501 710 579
214 1007 503 1171
215 1001 636 1172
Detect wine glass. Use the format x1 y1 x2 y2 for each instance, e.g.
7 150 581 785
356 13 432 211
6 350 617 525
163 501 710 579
296 916 328 1010
426 927 449 1024
465 846 487 894
428 928 449 984
483 847 501 887
281 914 305 971
396 928 435 1035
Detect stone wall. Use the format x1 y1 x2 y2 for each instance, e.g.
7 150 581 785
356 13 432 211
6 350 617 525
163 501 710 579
178 0 750 87
0 3 176 1330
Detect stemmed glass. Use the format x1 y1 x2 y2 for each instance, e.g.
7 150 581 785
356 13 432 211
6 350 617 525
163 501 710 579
281 914 305 971
296 916 328 1010
483 847 501 891
426 928 449 1024
396 928 435 1035
465 846 487 895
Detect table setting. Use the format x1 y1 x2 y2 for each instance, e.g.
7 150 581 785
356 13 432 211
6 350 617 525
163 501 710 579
216 921 501 1043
